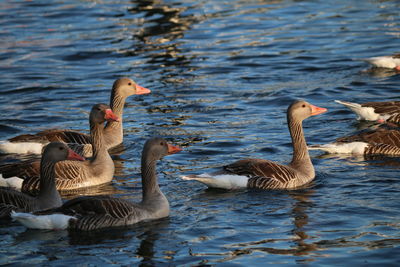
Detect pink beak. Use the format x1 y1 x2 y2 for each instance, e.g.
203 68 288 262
67 149 85 161
104 109 120 122
135 84 151 95
310 104 327 116
167 143 182 155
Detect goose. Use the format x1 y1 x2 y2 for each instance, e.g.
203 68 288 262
0 142 84 219
0 103 119 192
308 126 400 155
11 137 182 231
0 77 150 156
360 54 400 70
335 100 400 123
181 100 327 190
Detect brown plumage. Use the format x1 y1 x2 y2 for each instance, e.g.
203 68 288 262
0 103 118 193
12 137 182 231
337 127 400 147
182 100 327 190
1 77 150 157
0 142 84 219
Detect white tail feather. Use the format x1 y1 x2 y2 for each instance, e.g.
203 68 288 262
0 141 44 154
11 211 75 230
334 100 380 121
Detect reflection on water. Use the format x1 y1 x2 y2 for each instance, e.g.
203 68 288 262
124 0 201 83
1 0 400 265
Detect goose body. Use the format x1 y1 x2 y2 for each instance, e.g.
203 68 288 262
308 127 400 155
182 100 327 190
361 54 400 70
12 137 182 231
335 100 400 123
0 103 118 192
0 78 150 157
0 142 84 219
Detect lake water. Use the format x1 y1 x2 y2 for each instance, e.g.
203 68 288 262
1 0 400 265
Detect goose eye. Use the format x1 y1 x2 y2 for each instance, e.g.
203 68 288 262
59 147 64 151
160 142 164 146
302 104 306 108
128 82 132 86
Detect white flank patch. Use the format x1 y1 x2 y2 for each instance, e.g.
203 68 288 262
308 142 368 154
11 211 75 230
0 141 44 154
182 173 248 189
0 174 23 191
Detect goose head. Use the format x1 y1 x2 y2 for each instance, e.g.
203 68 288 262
287 100 327 122
43 142 85 162
143 137 182 161
112 77 151 98
90 103 119 124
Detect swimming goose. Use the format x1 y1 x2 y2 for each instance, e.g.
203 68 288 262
308 126 400 155
335 100 400 123
11 137 182 231
0 142 84 219
0 103 118 192
360 54 400 70
182 100 327 190
0 77 150 156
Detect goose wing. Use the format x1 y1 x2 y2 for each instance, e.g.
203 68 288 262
9 129 91 144
224 158 297 189
0 188 35 218
21 160 86 193
0 159 40 179
361 101 400 115
337 128 400 147
59 196 142 231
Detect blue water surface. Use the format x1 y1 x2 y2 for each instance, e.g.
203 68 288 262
0 0 400 265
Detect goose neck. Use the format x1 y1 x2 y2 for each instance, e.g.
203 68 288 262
141 154 162 202
287 116 310 164
37 159 60 201
108 91 125 128
90 121 107 158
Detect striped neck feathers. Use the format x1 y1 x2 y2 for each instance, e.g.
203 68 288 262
287 114 311 165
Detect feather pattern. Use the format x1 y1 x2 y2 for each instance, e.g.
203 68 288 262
182 100 327 190
0 77 150 156
335 99 400 123
11 137 181 231
0 142 84 219
1 104 116 193
311 127 400 155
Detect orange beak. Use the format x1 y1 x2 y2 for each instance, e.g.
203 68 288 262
135 84 151 95
104 109 120 122
67 149 85 161
167 143 182 155
310 104 327 116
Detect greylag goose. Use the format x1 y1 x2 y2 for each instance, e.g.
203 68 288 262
360 54 400 70
0 142 84 219
182 100 327 190
308 126 400 155
11 137 182 231
0 103 118 192
335 100 400 123
0 77 150 156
